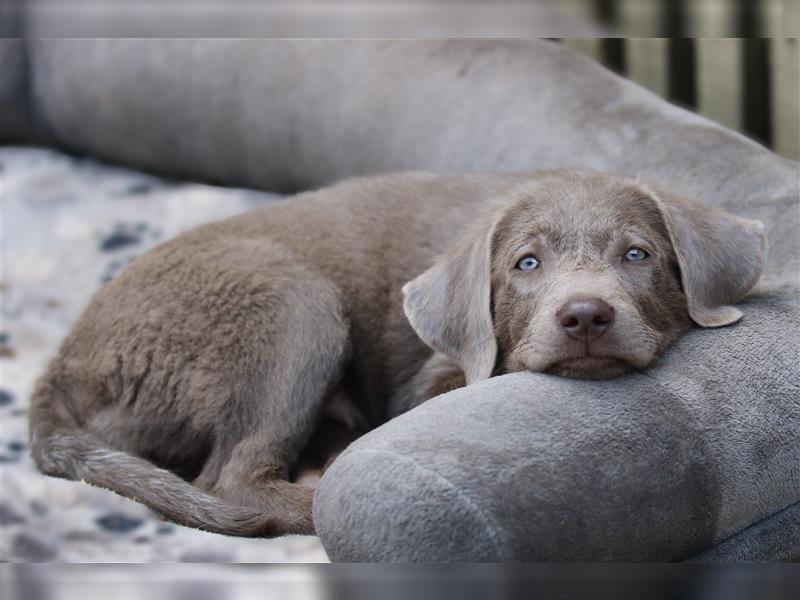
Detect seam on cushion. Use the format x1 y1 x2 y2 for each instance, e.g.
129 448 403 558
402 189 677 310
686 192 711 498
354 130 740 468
687 499 800 561
346 448 506 560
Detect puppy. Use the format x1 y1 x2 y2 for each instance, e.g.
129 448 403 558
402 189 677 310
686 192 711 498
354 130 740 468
29 170 765 537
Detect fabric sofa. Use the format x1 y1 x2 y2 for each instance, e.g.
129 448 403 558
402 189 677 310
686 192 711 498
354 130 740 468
2 37 798 561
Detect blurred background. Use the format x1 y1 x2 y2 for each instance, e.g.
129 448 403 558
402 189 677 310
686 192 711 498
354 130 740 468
1 0 795 38
562 0 798 160
0 0 798 595
1 1 797 160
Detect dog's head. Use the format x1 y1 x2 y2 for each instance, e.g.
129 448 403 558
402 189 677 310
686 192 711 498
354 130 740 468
403 171 766 383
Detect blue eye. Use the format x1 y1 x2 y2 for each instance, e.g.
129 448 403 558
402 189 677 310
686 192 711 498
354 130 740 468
516 255 541 271
624 247 649 261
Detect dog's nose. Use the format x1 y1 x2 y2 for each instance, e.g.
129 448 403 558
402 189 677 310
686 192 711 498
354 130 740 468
557 298 615 341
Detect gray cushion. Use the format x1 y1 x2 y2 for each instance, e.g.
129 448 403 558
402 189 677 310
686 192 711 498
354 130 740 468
13 40 800 199
4 38 799 561
689 501 800 563
315 291 799 561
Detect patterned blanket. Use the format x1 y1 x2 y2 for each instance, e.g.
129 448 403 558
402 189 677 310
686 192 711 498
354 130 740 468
1 146 327 562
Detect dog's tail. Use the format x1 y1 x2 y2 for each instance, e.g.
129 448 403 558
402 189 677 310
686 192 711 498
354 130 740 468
29 386 288 538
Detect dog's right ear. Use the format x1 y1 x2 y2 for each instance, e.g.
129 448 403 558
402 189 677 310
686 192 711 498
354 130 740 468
641 183 767 328
402 221 498 385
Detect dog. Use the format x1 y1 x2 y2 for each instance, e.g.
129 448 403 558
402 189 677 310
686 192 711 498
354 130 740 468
29 170 766 537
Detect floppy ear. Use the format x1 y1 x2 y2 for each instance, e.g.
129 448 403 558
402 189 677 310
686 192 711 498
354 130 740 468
402 223 498 385
644 185 767 327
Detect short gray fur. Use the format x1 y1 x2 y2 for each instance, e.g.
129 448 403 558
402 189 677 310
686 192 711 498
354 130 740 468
1 37 797 561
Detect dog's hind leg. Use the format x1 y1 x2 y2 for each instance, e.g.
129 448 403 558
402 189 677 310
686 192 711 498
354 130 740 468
195 270 351 535
31 238 351 537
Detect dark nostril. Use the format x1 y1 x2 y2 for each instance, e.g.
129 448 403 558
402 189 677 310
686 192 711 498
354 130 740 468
592 308 614 326
562 316 580 328
557 298 616 340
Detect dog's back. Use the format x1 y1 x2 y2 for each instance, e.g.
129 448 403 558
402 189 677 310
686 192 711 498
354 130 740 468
28 171 524 536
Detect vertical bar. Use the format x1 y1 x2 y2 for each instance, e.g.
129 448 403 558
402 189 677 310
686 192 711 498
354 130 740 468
593 0 618 27
686 0 736 37
626 39 669 97
602 38 627 74
786 0 800 37
742 39 773 147
618 0 662 36
735 2 772 145
761 0 783 37
663 0 697 109
591 0 625 74
561 39 604 62
668 39 697 109
619 1 667 95
770 38 799 159
697 38 744 130
735 0 760 37
661 0 684 37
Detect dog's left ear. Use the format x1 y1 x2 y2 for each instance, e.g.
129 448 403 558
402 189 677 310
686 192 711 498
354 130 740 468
643 184 767 327
402 221 498 385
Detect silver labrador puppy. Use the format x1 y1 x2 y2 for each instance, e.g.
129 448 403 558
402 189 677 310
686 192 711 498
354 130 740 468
30 170 765 537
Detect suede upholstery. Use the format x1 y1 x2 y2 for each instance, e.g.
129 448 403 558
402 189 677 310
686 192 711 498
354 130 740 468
2 38 798 561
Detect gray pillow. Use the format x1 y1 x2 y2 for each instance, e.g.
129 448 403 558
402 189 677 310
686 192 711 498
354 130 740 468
314 288 799 561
